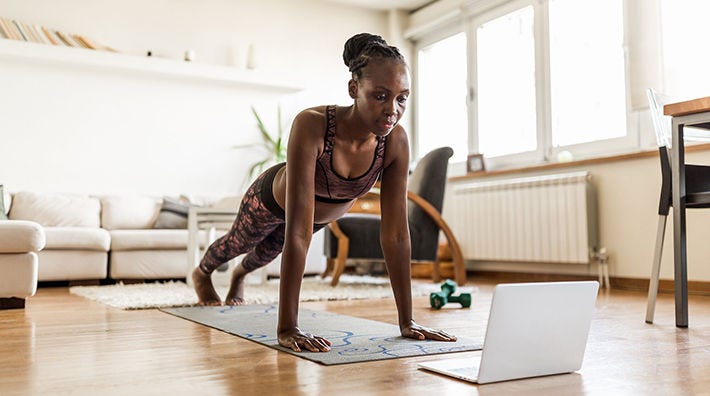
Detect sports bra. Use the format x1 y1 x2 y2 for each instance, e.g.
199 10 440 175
314 105 386 204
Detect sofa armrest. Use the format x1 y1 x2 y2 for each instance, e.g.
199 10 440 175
0 220 46 253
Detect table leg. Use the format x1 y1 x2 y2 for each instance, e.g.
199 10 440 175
671 120 689 328
186 210 199 287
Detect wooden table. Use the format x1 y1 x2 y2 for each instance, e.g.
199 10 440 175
664 96 710 327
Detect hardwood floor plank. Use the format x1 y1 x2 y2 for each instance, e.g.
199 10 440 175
1 278 710 395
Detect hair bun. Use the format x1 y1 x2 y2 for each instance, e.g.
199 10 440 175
343 33 387 69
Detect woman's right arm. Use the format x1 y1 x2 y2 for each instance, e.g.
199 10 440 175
277 108 332 352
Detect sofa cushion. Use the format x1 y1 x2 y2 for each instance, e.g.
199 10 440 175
0 220 46 252
101 195 161 230
153 197 190 229
110 229 188 251
43 227 111 251
8 192 101 227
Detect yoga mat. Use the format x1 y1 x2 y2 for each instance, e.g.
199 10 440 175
161 304 482 365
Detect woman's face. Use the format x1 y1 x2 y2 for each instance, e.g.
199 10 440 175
351 59 410 136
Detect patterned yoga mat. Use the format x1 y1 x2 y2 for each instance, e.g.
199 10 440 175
161 304 482 365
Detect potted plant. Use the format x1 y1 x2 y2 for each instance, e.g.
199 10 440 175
235 105 288 186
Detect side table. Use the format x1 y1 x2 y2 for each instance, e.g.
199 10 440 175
186 207 237 286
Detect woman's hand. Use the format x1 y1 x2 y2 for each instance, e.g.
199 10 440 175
401 320 457 342
278 327 332 353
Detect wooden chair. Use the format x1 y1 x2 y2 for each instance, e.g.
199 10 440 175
322 147 466 287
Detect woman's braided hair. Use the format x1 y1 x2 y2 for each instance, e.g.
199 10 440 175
342 33 405 80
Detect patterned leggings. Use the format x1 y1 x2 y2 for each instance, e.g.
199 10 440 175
199 163 327 275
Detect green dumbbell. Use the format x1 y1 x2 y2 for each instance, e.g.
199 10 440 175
430 279 472 309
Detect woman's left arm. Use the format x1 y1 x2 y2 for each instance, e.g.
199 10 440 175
379 127 456 342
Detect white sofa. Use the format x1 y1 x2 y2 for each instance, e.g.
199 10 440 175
0 220 45 308
9 192 111 281
3 190 326 282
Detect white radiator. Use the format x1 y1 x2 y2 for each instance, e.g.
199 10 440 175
450 171 598 264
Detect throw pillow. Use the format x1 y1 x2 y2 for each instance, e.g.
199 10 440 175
0 185 7 220
153 197 191 229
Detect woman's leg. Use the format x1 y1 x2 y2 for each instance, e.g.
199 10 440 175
193 167 283 305
225 224 285 305
225 224 329 304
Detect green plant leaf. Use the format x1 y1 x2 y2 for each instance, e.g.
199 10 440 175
239 104 290 189
232 143 260 149
251 106 277 147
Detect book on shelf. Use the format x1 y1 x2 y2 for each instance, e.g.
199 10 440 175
53 30 74 47
41 26 59 45
11 20 28 41
3 18 21 40
62 31 82 48
60 31 87 48
31 24 50 45
20 21 41 43
70 33 90 49
3 18 22 40
0 16 118 53
0 18 10 39
0 19 9 39
72 34 96 50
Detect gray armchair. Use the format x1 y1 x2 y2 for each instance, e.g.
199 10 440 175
322 147 465 286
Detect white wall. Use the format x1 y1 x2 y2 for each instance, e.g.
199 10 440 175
0 0 390 195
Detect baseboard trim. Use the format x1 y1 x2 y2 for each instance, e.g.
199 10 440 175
0 297 26 309
610 277 710 296
468 271 710 296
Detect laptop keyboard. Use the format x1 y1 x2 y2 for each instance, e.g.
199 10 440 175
449 364 480 378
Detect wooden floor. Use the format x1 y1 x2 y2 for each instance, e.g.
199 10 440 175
2 276 710 396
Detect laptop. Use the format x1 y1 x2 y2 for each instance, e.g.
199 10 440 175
418 281 599 384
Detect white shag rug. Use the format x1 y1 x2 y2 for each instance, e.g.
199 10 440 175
69 275 478 310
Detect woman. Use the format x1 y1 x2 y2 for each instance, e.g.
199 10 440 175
193 33 457 352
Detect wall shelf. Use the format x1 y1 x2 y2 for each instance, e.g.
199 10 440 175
0 39 303 93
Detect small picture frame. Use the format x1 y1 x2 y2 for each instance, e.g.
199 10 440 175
467 153 486 173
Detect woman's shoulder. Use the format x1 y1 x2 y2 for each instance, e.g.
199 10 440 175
294 105 329 126
382 124 409 166
386 124 409 147
289 106 331 143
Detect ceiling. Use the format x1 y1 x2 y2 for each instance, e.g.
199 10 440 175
322 0 435 12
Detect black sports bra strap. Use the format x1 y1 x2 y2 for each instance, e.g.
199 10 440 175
323 105 337 153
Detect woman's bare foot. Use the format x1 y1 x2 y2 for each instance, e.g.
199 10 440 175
225 266 247 306
192 267 222 306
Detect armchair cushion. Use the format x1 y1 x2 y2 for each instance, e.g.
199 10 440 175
326 214 439 262
326 214 384 260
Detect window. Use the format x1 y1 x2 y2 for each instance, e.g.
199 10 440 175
548 0 626 148
415 32 468 162
414 0 629 169
476 5 537 158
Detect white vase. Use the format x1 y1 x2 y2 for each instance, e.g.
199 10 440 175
246 43 257 70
